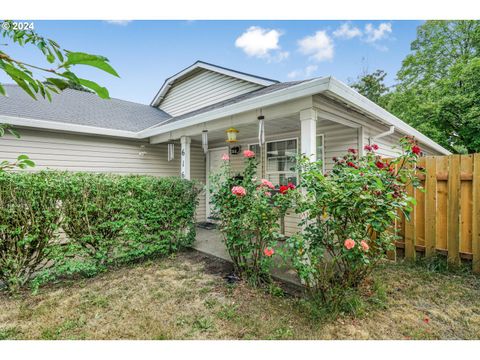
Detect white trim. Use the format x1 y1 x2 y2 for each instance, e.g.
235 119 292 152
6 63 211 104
150 61 278 107
0 114 138 139
316 133 325 173
357 126 365 157
206 146 229 220
2 75 450 156
326 78 451 155
141 77 330 139
265 137 299 186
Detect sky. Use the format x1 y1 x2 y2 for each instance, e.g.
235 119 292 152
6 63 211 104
0 20 423 105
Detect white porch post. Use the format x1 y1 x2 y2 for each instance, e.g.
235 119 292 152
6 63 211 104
180 136 191 179
300 108 317 161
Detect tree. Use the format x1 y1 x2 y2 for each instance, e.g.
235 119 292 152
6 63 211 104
386 20 480 153
0 20 119 170
350 69 389 106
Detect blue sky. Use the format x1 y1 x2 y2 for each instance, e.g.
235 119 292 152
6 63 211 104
1 20 422 104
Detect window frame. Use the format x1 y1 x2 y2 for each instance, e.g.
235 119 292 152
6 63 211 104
264 137 299 186
316 133 325 173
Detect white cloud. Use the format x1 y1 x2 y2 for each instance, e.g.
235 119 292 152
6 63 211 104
287 65 318 79
297 31 334 62
364 22 392 43
333 23 362 39
235 26 288 62
305 64 318 76
105 20 132 26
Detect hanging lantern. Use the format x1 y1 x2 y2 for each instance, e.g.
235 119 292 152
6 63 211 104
167 142 175 161
258 115 265 146
202 130 209 154
225 127 239 143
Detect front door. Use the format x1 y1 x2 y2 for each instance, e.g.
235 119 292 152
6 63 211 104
206 147 228 221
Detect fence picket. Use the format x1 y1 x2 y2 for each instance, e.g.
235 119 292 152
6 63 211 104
425 157 437 257
447 155 461 266
473 154 480 273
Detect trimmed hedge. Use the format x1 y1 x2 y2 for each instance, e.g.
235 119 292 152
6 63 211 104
0 171 200 292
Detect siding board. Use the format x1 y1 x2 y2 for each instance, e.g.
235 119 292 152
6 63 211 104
159 69 263 116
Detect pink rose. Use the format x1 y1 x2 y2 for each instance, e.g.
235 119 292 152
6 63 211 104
372 144 379 150
221 153 230 161
231 186 246 197
264 191 272 197
263 247 275 257
344 238 355 250
260 179 275 189
360 240 369 251
243 150 255 158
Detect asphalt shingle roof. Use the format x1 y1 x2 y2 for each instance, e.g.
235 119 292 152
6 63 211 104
0 80 310 132
0 85 172 132
158 80 309 126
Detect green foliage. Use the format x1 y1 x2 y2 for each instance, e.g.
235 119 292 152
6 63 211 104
0 171 200 293
209 151 296 285
0 20 119 100
350 69 389 106
384 20 480 153
285 137 423 305
0 172 64 292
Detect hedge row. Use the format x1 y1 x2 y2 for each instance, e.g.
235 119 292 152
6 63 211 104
0 171 200 292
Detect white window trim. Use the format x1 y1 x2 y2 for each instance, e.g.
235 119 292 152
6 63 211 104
264 137 299 185
317 133 325 173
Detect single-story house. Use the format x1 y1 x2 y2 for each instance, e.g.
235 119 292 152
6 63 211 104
0 61 450 258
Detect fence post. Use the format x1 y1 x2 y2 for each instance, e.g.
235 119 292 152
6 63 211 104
473 154 480 273
447 155 461 266
425 156 437 257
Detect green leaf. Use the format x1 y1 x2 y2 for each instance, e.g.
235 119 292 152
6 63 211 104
78 78 109 99
11 77 36 100
0 83 5 96
46 78 69 91
63 52 119 77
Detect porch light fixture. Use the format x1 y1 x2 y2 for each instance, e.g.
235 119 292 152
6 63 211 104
258 115 265 146
202 130 209 154
225 127 239 143
138 145 147 157
167 142 175 161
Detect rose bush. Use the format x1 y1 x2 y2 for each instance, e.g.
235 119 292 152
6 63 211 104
286 136 423 304
209 150 294 285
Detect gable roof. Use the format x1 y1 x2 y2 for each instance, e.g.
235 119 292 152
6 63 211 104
0 85 171 132
150 60 279 107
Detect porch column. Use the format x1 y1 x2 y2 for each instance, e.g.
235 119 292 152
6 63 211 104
300 108 317 161
180 136 191 180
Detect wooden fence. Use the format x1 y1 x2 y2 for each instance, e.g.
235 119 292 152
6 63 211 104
392 154 480 273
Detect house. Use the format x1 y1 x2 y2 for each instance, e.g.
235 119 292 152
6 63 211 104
0 61 450 259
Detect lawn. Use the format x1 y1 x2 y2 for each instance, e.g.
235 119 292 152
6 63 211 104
1 250 479 340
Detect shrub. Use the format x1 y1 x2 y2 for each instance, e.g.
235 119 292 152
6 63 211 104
0 171 200 292
286 137 422 306
209 150 295 285
0 172 64 292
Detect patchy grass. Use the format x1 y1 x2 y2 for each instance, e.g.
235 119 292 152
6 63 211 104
0 251 479 340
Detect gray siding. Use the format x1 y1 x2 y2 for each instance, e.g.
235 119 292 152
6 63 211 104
159 69 263 117
0 129 206 222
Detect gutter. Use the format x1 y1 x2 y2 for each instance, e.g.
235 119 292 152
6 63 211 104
371 125 395 142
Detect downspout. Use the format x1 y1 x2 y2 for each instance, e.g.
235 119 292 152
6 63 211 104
369 125 395 143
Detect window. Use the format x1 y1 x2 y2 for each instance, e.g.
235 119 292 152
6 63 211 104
317 134 325 172
265 139 298 186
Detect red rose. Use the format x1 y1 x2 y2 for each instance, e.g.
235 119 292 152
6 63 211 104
279 185 289 194
363 145 372 151
287 182 296 190
347 148 357 154
375 161 386 169
372 144 379 150
347 161 358 169
412 145 421 155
